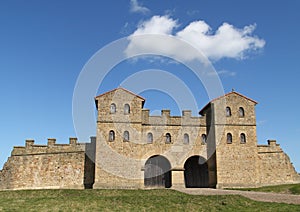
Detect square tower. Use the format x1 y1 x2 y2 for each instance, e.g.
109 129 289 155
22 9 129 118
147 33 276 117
200 91 258 188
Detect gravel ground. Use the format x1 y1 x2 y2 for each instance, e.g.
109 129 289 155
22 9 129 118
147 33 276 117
173 187 300 205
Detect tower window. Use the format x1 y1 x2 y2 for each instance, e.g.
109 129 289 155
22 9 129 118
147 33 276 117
227 133 232 144
147 132 153 144
123 131 129 142
124 104 130 114
166 133 171 144
240 133 246 144
226 107 232 117
184 133 189 144
239 107 245 117
110 103 116 114
201 134 207 144
109 130 115 142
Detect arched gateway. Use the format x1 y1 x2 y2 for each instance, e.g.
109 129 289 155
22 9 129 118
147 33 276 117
184 156 209 188
144 155 172 188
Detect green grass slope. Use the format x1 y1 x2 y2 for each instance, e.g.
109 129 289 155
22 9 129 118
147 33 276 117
232 184 300 195
0 189 299 211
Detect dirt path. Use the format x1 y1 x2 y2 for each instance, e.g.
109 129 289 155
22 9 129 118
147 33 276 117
173 187 300 205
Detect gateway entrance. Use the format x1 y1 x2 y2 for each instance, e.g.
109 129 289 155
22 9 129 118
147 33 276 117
144 155 171 188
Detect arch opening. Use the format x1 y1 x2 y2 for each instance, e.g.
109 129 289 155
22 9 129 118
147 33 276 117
184 156 209 188
144 155 172 188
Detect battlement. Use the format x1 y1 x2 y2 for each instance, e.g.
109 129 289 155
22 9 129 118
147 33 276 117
0 137 96 190
257 140 282 153
12 137 86 156
141 109 206 126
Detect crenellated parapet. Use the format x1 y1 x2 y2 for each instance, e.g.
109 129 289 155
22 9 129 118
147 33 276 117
141 109 206 126
0 137 96 190
257 140 282 153
11 137 86 156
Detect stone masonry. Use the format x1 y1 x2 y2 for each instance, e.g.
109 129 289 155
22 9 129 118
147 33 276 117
0 88 299 190
0 137 95 190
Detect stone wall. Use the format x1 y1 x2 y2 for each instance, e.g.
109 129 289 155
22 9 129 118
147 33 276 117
94 88 211 189
94 115 209 188
94 89 300 189
0 137 96 190
257 140 300 185
215 126 259 188
205 92 300 188
95 88 145 124
207 92 259 188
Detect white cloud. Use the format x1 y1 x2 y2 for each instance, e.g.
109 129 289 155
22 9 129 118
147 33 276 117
177 21 265 60
125 15 265 62
132 16 178 35
130 0 150 14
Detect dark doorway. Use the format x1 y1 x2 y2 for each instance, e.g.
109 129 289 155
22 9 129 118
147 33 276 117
144 155 171 188
184 156 209 188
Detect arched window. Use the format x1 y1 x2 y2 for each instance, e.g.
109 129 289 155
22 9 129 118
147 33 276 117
239 107 245 117
109 130 115 142
123 131 129 142
110 103 116 114
201 134 207 144
124 104 130 114
240 133 246 144
166 133 171 144
226 107 231 117
147 132 153 144
227 133 232 144
183 133 189 144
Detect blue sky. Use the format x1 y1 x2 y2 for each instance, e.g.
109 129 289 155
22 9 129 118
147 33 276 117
0 0 300 172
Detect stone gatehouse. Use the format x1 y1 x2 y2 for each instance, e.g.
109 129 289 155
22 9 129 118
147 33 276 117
0 88 299 190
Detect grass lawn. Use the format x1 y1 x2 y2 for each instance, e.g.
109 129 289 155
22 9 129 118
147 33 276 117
0 189 299 211
230 184 300 195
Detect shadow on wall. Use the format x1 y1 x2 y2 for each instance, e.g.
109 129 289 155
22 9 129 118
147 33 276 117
84 137 96 189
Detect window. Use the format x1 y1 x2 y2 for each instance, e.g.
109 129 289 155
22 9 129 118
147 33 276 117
110 103 116 114
239 107 245 117
184 133 189 144
227 133 232 144
124 104 130 114
147 132 153 144
240 133 246 144
123 131 129 142
201 134 207 144
109 130 115 142
226 107 232 117
166 133 171 144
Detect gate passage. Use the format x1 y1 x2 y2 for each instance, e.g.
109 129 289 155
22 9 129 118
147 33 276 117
144 155 171 188
184 156 209 188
